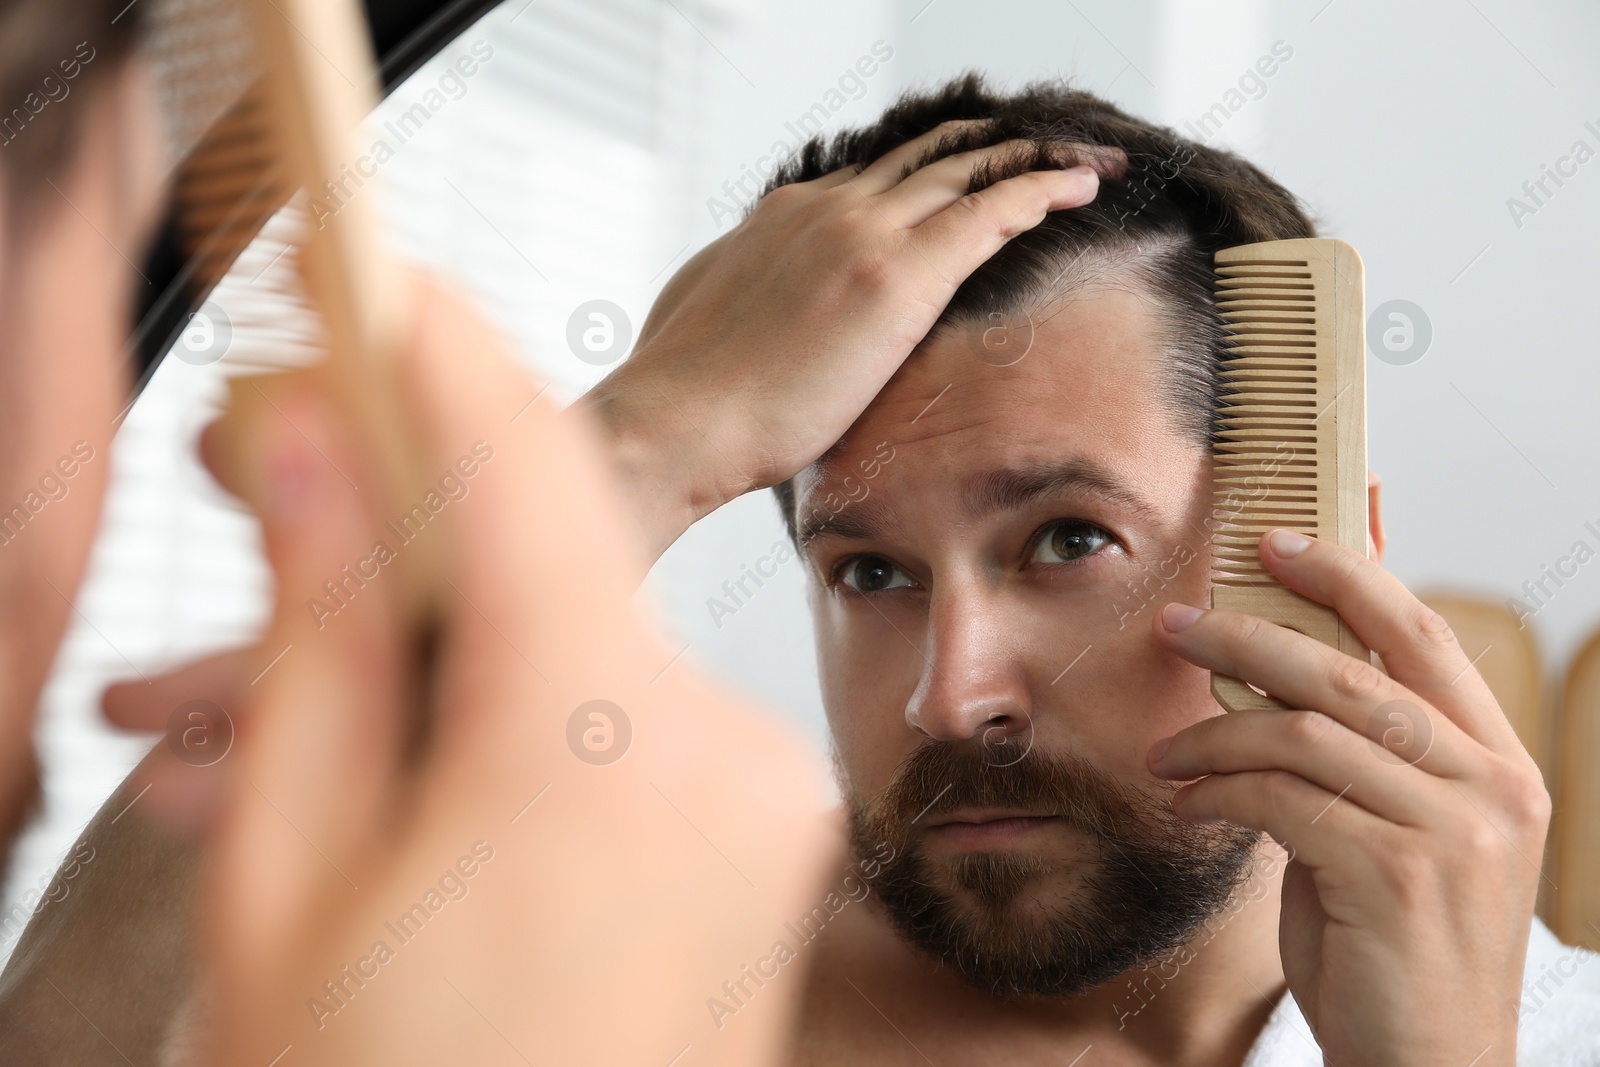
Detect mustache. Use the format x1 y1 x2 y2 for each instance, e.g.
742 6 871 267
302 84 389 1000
862 736 1164 843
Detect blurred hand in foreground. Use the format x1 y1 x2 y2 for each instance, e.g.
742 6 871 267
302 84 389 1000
189 277 838 1066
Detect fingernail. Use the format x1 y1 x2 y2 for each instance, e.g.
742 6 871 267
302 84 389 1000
1162 602 1204 632
1171 782 1193 812
1149 736 1172 763
1064 164 1096 176
1170 784 1221 823
1269 529 1311 557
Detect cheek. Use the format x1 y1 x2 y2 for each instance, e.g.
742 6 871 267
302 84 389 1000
1096 624 1217 771
1014 573 1218 774
810 585 924 796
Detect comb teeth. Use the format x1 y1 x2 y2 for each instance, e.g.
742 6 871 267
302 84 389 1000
1212 257 1325 588
175 81 292 294
1208 239 1369 711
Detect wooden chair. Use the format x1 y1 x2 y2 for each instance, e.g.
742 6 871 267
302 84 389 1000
1419 593 1549 776
1555 629 1600 951
1419 593 1553 922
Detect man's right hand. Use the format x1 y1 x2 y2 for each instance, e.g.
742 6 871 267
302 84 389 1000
580 121 1118 564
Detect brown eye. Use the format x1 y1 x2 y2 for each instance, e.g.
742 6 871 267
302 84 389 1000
1031 520 1111 565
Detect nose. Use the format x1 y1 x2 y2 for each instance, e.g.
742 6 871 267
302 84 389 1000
903 579 1035 745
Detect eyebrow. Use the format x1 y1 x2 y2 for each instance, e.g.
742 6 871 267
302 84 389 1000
962 459 1160 524
797 493 895 553
795 458 1160 553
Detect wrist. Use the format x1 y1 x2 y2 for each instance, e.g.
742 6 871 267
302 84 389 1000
576 376 732 564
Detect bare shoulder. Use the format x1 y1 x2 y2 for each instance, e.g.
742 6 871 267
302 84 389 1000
0 754 202 1066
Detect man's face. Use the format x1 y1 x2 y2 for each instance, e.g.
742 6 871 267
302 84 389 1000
794 280 1260 996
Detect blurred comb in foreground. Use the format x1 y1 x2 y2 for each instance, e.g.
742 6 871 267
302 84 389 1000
191 0 441 624
1209 237 1369 713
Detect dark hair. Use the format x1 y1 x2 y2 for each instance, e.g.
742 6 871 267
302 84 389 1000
0 0 147 212
765 73 1316 543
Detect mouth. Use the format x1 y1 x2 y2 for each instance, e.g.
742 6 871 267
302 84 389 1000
920 809 1062 849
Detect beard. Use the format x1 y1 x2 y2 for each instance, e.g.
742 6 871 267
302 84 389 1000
846 735 1260 999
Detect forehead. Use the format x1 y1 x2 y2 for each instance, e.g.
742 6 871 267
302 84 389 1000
794 284 1201 534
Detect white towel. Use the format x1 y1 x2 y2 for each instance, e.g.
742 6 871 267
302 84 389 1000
1242 917 1600 1066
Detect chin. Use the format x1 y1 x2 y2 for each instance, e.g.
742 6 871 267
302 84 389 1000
935 846 1088 923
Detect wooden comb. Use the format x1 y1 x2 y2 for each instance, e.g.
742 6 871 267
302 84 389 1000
1209 237 1369 713
196 0 441 624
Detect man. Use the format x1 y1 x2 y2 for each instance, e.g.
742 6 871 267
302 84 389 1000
587 77 1600 1064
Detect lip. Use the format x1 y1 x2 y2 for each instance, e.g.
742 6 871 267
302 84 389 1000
921 809 1060 848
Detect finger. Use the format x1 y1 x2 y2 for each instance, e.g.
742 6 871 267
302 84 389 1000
1067 142 1128 180
841 118 992 194
872 141 1100 227
1172 767 1393 877
1367 469 1386 561
208 380 406 970
906 166 1103 285
848 123 1129 197
102 649 253 834
1154 602 1471 778
102 648 251 731
1258 529 1518 753
1149 708 1446 827
809 166 864 192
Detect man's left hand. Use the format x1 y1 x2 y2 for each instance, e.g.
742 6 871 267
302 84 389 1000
1148 527 1549 1067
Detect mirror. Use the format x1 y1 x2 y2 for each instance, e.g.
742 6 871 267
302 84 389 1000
4 0 1596 1029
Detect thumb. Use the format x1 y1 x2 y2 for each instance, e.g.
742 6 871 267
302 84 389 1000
204 378 406 1024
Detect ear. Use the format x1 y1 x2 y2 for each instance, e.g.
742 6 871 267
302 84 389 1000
1367 469 1386 564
